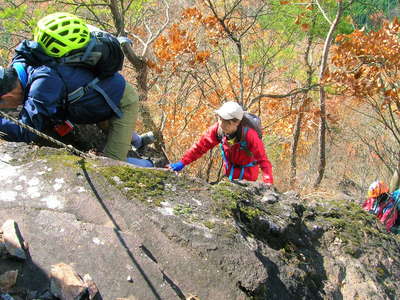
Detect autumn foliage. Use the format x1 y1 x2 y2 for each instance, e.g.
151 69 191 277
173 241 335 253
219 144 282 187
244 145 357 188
328 18 400 105
0 0 396 191
143 4 346 184
326 18 400 176
150 8 218 73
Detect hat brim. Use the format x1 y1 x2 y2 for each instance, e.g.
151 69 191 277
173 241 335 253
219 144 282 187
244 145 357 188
215 109 234 120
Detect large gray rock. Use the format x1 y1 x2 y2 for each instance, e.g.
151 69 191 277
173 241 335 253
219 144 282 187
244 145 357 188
0 141 399 300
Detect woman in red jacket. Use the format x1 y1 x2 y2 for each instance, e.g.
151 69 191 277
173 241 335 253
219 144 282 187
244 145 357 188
168 102 274 185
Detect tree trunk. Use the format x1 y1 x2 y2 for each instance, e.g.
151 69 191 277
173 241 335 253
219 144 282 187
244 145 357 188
290 102 302 187
314 87 327 187
110 0 166 154
290 96 308 187
123 44 166 153
290 16 315 187
314 1 344 187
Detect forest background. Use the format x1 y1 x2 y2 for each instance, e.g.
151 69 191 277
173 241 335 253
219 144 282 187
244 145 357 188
1 0 399 196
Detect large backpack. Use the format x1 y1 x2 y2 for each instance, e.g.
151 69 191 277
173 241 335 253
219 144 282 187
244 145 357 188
387 189 400 233
14 29 124 79
13 29 126 119
241 112 263 139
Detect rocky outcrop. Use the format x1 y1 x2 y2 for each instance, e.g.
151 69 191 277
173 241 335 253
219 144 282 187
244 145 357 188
0 141 399 300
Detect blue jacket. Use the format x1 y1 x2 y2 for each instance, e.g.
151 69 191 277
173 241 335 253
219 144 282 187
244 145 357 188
0 61 125 143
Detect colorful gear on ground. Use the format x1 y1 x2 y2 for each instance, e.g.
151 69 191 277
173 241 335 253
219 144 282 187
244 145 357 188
368 180 389 198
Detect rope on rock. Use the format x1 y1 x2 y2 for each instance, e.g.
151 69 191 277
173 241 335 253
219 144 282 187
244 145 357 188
0 110 89 158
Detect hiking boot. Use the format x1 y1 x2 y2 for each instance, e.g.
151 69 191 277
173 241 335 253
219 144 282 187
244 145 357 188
152 157 169 168
139 131 155 148
132 131 155 151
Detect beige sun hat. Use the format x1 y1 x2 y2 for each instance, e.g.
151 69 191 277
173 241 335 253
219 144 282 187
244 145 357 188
215 101 244 120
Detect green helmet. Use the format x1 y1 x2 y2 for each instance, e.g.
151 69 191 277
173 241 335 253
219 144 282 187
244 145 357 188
34 12 90 58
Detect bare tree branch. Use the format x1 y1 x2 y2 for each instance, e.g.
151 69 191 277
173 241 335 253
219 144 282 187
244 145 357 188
248 84 320 108
314 0 332 25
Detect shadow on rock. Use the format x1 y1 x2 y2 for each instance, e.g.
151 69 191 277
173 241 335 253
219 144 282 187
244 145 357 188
1 232 103 299
79 159 185 300
0 257 51 299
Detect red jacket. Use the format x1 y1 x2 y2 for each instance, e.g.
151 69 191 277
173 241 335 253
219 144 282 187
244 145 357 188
180 122 274 184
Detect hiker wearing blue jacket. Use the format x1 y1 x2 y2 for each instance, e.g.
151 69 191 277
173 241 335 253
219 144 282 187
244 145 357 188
0 12 154 167
0 63 139 163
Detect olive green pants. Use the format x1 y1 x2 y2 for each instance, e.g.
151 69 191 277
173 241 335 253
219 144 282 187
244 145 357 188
103 83 139 161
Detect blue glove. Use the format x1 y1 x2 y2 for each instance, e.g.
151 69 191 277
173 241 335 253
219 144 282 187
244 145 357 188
169 161 185 172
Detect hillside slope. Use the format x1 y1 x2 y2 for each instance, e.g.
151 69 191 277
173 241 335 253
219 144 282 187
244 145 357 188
0 141 399 300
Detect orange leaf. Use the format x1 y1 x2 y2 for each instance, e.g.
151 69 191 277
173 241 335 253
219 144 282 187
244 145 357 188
301 23 310 31
335 35 345 43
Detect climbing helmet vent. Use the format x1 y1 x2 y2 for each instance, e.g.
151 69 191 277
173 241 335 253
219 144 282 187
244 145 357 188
34 12 90 57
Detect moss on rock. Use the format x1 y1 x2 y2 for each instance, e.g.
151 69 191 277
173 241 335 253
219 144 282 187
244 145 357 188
203 220 216 229
211 181 252 218
174 203 193 216
239 206 263 220
99 165 170 203
312 199 392 257
46 154 82 168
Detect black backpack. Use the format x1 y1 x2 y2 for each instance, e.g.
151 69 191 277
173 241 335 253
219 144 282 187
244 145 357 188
14 30 124 79
58 30 124 79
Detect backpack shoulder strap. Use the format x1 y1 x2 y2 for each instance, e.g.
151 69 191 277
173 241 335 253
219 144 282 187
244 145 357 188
67 77 123 118
239 127 248 145
216 126 224 142
87 79 123 118
12 62 28 90
239 127 253 157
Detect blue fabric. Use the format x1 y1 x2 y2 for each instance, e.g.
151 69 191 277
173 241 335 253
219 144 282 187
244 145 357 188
0 62 125 143
87 78 123 118
170 161 185 171
12 40 55 67
392 189 400 209
13 62 27 89
239 127 249 151
131 132 143 149
127 157 154 168
238 162 256 180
